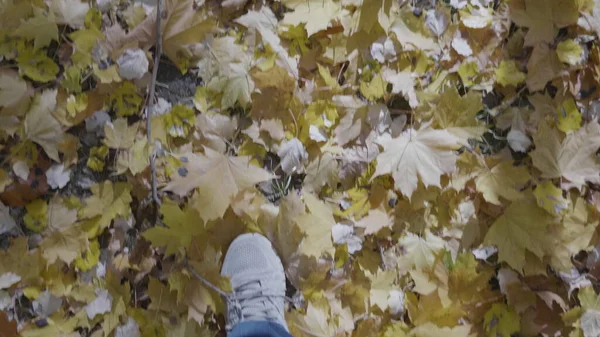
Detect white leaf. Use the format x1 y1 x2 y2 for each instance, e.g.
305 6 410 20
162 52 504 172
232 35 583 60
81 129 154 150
559 269 592 296
582 310 600 337
85 289 112 319
331 223 362 254
309 125 328 142
425 9 449 37
0 75 28 107
149 97 172 116
115 317 141 337
277 138 308 174
472 246 498 260
370 37 397 63
382 68 418 108
450 0 468 8
373 125 460 199
388 289 405 315
33 291 63 318
367 104 392 135
85 110 111 136
117 49 149 80
0 273 21 289
452 32 473 56
51 0 90 28
12 160 29 181
46 164 72 189
0 202 17 236
0 291 10 310
507 129 531 153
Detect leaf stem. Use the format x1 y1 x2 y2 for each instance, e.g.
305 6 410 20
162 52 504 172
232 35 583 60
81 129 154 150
147 0 163 206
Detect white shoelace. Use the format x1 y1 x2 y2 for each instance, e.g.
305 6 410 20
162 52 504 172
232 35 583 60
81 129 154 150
225 278 286 331
184 258 290 331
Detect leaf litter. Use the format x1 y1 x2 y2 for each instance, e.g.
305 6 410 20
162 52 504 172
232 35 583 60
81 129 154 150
1 0 600 336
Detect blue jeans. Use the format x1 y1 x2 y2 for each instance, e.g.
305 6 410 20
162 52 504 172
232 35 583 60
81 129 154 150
229 321 293 337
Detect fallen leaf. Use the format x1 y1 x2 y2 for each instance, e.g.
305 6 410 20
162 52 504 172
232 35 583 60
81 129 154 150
373 124 461 199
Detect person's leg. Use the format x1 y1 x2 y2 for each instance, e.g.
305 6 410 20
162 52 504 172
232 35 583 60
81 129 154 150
221 233 292 337
228 321 294 337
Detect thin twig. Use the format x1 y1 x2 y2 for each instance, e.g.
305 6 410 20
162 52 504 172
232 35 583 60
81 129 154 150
147 0 163 206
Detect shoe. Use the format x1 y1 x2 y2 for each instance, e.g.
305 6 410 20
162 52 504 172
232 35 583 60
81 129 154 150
221 233 289 332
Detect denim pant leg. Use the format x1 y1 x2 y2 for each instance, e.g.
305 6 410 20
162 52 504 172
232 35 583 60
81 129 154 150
228 321 294 337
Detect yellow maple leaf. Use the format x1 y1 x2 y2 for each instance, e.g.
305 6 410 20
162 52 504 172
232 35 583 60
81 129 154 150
14 8 59 49
533 181 569 216
475 159 530 205
104 118 138 149
556 97 582 133
530 121 600 188
483 303 520 337
373 124 461 199
40 225 88 265
0 73 28 107
510 0 578 46
165 147 274 221
16 47 59 83
360 73 386 101
368 269 396 311
51 0 89 28
24 89 64 162
495 60 526 87
80 181 132 236
23 199 48 233
108 81 143 117
398 231 446 272
73 239 100 271
432 86 486 142
142 202 204 257
556 39 584 65
409 322 472 337
549 197 598 271
281 0 341 37
296 193 336 259
355 208 393 235
483 193 554 273
116 138 149 175
526 43 562 92
289 302 336 337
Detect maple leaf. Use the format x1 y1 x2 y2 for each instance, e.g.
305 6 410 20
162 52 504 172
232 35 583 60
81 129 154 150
409 323 472 337
123 0 215 67
398 231 446 272
165 147 274 221
281 0 342 37
526 43 562 92
530 122 600 189
483 193 554 273
355 208 393 235
104 118 137 149
510 0 578 46
289 302 336 337
373 124 461 199
14 8 59 49
369 269 396 311
51 0 90 28
142 203 204 257
24 90 64 162
80 181 132 235
40 225 88 265
0 74 28 108
296 193 335 258
483 304 520 337
432 86 486 142
475 159 530 205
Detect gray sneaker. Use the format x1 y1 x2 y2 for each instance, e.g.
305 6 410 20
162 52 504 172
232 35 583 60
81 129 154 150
221 233 289 332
